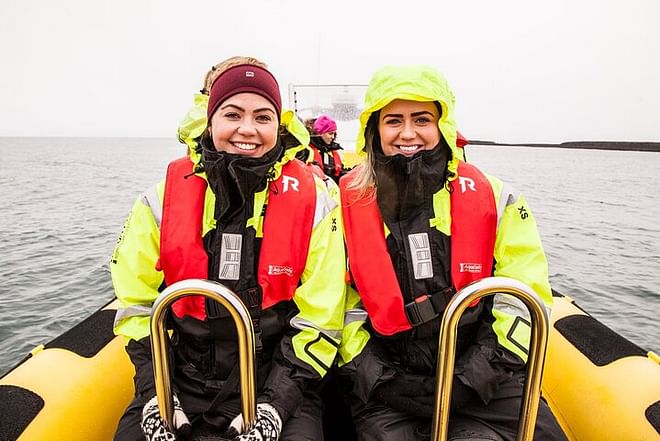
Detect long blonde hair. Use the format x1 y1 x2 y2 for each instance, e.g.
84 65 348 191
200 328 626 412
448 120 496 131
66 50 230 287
345 112 379 200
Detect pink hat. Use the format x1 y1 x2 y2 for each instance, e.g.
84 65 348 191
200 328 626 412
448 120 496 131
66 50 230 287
313 115 337 135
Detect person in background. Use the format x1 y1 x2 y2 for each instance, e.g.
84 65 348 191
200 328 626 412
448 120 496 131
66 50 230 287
308 114 347 183
111 56 348 441
337 65 566 441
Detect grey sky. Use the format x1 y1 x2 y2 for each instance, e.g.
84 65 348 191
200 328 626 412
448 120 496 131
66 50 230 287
1 0 658 144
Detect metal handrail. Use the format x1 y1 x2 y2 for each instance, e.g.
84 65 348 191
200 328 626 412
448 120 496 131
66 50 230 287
149 279 257 431
431 277 550 441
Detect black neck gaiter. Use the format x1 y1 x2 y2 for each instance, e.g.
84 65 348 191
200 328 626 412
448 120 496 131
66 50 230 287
311 137 342 152
373 141 451 223
201 141 284 223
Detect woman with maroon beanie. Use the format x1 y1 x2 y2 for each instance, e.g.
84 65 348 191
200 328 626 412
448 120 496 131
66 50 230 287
111 57 348 441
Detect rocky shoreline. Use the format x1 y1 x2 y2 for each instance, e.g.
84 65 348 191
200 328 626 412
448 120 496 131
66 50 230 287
470 140 660 152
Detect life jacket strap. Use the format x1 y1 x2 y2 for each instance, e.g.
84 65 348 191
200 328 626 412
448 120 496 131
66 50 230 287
404 288 454 326
242 286 263 354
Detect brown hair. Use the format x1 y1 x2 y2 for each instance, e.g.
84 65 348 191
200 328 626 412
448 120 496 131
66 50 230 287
201 56 268 95
303 118 318 136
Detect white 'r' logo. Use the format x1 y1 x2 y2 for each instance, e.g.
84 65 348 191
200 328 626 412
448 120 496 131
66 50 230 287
282 175 299 193
458 176 476 193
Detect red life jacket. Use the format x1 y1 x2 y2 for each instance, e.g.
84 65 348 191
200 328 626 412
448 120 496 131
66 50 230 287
310 145 343 177
340 161 497 336
159 156 316 320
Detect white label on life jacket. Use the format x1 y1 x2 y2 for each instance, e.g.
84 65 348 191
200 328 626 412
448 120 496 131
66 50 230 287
408 232 433 279
459 262 482 273
268 265 294 276
219 233 242 280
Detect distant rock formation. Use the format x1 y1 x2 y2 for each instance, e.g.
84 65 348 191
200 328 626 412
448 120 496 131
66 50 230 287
469 140 660 152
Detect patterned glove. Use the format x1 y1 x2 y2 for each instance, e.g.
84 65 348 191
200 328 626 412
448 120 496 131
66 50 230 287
225 403 282 441
141 394 191 441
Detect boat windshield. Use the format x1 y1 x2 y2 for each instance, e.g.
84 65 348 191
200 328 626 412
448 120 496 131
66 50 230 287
288 83 367 153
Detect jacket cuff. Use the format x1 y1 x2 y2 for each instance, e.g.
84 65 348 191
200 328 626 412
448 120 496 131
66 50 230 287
126 336 157 398
454 342 518 404
258 366 302 425
341 342 396 403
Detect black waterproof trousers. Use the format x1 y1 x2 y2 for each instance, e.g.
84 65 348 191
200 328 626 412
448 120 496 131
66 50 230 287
348 372 566 441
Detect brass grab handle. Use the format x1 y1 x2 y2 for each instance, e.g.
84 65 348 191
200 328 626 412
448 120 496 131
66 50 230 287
431 277 550 441
149 279 257 431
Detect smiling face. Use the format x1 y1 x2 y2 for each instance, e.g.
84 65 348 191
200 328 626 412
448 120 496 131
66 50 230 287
209 92 279 157
377 99 441 157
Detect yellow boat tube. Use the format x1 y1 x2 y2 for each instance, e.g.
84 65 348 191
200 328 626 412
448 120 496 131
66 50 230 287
0 299 134 441
1 293 659 440
542 292 660 441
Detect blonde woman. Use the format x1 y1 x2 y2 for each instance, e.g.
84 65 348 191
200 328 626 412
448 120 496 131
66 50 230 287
338 65 566 441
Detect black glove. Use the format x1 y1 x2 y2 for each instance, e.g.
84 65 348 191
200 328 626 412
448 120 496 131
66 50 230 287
141 394 191 441
224 403 282 441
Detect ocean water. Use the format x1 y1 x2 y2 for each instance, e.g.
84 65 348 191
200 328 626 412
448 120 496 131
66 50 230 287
0 138 658 374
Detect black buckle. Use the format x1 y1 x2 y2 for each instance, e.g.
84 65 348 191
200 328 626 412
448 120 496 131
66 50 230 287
404 294 439 326
244 287 261 309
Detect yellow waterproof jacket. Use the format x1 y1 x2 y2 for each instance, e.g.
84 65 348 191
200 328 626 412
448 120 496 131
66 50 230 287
111 97 347 417
340 65 552 404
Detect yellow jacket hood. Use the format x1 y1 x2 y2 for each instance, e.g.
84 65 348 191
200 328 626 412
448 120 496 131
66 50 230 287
356 65 461 178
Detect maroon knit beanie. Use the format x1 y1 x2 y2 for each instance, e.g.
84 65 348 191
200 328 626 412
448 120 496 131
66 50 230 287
207 64 282 121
